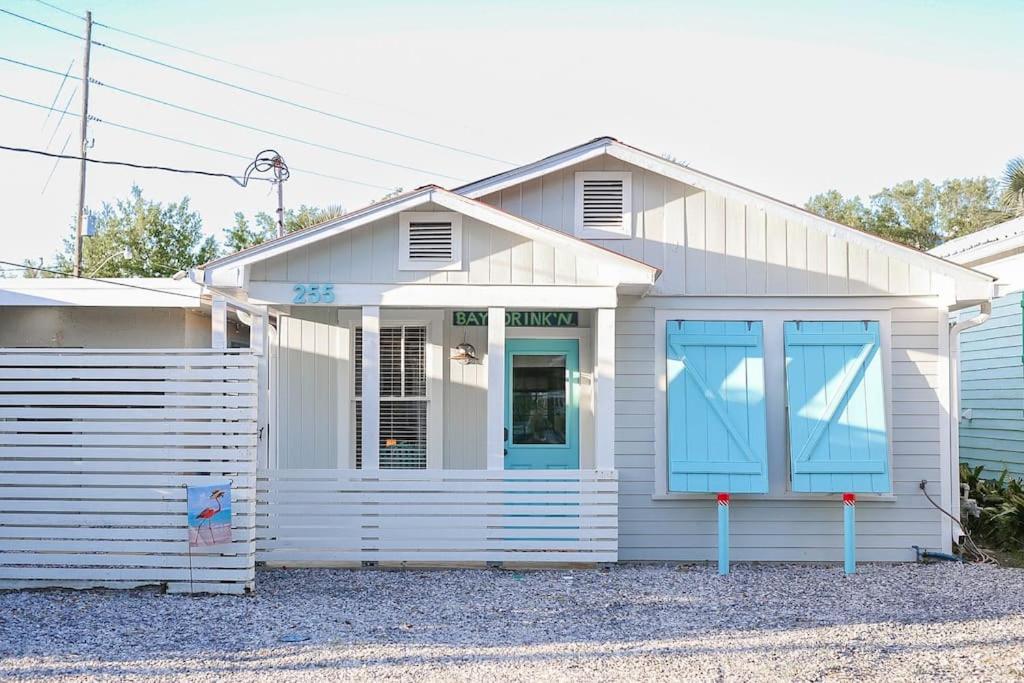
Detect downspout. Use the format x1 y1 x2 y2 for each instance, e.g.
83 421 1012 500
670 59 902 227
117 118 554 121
947 299 992 544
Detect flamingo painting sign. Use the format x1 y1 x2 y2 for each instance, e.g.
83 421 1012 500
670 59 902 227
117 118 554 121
187 482 232 547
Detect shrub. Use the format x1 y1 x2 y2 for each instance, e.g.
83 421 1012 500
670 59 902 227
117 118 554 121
960 464 1024 553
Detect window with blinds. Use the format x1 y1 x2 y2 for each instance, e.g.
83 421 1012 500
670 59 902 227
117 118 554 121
353 325 428 468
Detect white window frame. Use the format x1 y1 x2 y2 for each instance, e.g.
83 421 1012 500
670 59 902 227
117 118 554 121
338 309 444 469
574 171 633 240
398 212 463 271
653 303 894 501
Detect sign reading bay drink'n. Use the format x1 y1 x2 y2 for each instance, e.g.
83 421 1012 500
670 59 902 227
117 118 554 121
453 310 579 327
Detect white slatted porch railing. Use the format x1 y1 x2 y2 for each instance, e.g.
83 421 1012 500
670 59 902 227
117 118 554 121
0 348 258 594
256 469 618 564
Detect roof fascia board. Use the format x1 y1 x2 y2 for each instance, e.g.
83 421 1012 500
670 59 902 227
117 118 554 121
456 142 609 199
933 232 1024 265
603 144 993 287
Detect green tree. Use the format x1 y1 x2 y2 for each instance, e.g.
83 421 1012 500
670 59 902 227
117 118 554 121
1001 157 1024 216
48 186 218 277
805 190 870 231
222 204 347 253
807 176 1008 250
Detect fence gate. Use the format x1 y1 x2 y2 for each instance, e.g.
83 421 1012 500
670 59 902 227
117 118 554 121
0 348 257 594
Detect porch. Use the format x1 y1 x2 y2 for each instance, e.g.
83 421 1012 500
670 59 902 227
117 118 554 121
250 302 621 565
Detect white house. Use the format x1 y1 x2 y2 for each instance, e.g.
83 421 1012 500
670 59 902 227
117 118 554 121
187 137 994 565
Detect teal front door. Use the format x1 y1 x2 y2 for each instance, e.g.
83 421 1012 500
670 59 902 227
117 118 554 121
504 339 580 469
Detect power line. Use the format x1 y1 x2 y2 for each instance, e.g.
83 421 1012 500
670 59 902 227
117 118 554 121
33 0 450 129
0 144 266 186
40 58 73 130
7 5 516 166
43 85 76 149
0 259 205 300
0 91 394 190
0 54 466 180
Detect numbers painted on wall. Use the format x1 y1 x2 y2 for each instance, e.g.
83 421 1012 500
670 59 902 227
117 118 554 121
292 283 335 304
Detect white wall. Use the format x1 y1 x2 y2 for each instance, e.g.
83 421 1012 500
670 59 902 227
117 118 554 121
614 295 947 562
480 156 943 298
0 306 248 348
249 202 605 287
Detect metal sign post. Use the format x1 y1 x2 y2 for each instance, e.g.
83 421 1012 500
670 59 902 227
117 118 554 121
717 493 730 576
843 493 856 574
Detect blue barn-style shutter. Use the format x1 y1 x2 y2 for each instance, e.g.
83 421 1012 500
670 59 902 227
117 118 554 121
784 321 891 493
666 321 768 493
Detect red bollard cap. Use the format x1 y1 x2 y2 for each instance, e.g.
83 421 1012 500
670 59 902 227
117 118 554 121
843 493 856 504
717 493 730 504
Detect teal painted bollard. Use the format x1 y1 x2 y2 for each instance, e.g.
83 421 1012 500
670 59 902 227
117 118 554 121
717 493 730 575
843 493 856 574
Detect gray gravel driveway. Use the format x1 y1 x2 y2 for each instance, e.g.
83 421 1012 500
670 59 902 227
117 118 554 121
2 563 1023 681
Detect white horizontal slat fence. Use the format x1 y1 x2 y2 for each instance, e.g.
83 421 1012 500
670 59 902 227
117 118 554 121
257 469 618 564
0 348 258 594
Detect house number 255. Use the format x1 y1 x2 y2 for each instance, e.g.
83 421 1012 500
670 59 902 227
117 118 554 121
292 283 335 304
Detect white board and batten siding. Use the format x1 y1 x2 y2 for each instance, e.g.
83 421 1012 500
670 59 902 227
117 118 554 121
478 156 942 298
616 298 948 562
958 292 1024 478
0 348 258 594
248 203 607 288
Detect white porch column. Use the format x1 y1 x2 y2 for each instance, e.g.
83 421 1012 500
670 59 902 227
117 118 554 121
252 310 270 469
361 305 381 470
486 306 506 470
594 307 616 471
211 295 227 349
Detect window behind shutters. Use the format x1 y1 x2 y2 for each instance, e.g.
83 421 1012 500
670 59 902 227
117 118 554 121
353 325 428 468
666 320 769 493
783 321 890 493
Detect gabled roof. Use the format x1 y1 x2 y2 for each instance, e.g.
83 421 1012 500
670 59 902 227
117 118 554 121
455 136 994 287
197 185 660 286
929 216 1024 264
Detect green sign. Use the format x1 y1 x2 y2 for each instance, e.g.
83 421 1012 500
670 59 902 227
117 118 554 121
453 310 579 327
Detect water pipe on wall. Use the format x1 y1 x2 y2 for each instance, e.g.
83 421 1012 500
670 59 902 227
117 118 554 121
947 300 991 545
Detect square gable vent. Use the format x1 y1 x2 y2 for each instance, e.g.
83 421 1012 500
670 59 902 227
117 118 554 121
399 212 463 271
574 171 632 239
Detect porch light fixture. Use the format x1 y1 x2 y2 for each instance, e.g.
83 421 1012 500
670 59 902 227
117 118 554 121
450 341 480 365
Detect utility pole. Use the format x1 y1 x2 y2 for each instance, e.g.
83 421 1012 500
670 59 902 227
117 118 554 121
274 154 285 238
73 10 93 278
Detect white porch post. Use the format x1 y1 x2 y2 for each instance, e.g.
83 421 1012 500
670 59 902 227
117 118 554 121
252 310 270 469
594 307 616 471
486 306 506 470
211 294 227 349
361 305 381 470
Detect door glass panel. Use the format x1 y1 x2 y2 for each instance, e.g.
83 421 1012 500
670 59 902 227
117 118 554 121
511 354 567 445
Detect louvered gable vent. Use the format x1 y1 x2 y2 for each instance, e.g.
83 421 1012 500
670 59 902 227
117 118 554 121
399 212 463 270
575 171 632 239
408 220 453 261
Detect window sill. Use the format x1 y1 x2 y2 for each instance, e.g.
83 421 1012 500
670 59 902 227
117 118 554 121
651 492 898 503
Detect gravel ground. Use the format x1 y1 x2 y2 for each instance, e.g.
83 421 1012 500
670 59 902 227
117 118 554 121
1 563 1023 682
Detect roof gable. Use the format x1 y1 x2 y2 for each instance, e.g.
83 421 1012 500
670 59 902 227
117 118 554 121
199 186 659 289
456 137 994 301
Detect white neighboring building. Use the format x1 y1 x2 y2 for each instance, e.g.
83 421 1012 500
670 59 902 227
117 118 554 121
930 216 1024 291
0 277 248 348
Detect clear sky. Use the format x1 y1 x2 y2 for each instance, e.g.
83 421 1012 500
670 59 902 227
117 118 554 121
2 0 1022 266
